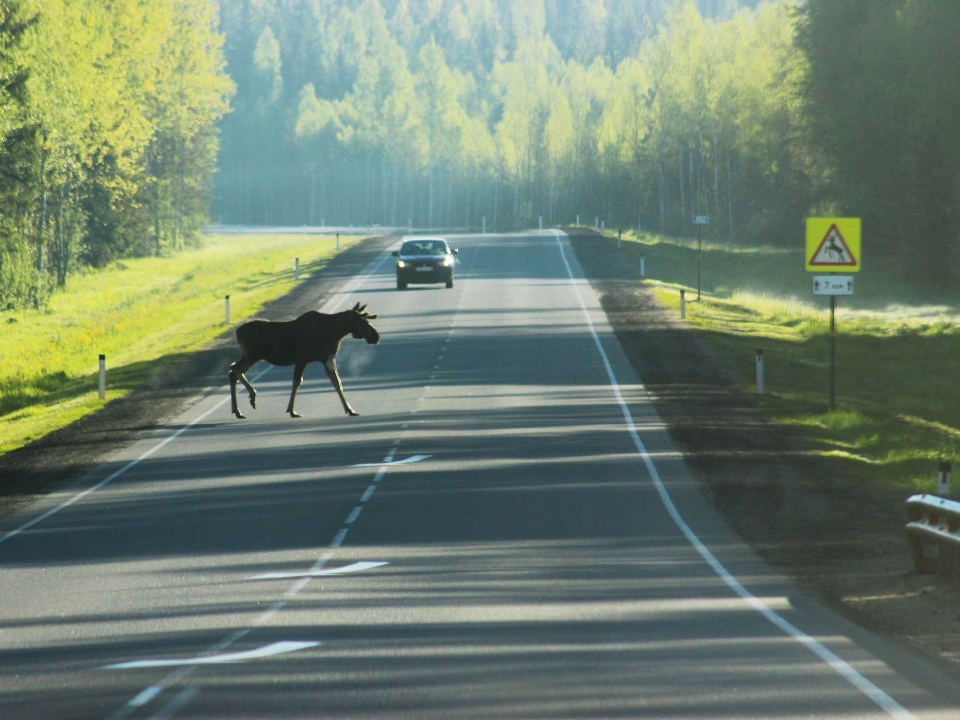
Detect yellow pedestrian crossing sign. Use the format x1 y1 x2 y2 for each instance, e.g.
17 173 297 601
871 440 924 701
806 218 861 272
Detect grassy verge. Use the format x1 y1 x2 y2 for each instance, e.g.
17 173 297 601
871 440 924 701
603 228 960 502
0 233 359 456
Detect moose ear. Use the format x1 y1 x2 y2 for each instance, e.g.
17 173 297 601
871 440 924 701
352 302 361 311
358 304 367 313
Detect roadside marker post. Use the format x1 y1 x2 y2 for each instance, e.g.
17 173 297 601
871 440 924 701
756 349 764 394
618 229 622 249
693 215 709 301
539 215 543 230
336 233 340 252
98 355 106 401
294 257 299 280
640 254 645 278
482 215 486 234
807 218 861 410
680 290 686 319
939 462 952 496
225 295 230 325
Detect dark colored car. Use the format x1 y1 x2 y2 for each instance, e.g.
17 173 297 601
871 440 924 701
392 237 458 289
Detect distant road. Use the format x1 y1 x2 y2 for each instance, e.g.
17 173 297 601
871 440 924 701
205 224 482 236
0 231 957 718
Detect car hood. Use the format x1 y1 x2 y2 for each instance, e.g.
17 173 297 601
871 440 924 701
399 254 450 261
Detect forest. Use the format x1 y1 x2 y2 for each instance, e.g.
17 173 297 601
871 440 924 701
214 0 960 292
0 0 233 309
1 0 958 310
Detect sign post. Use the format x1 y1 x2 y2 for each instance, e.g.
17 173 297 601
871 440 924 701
806 218 861 410
693 216 708 300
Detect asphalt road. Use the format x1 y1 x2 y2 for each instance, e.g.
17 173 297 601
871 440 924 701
0 231 958 719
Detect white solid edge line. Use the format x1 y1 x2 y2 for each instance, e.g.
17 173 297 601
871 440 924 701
551 230 914 720
0 243 398 548
0 391 228 547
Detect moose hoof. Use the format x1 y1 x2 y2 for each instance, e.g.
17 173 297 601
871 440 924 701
289 411 302 418
249 393 257 409
234 410 246 419
347 410 359 417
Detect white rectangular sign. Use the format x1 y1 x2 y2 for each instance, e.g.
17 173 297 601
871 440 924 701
693 215 709 225
813 275 853 296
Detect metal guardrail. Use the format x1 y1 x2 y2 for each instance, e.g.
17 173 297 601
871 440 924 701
905 494 960 576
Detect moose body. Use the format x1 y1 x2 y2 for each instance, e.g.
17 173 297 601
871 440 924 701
229 303 380 419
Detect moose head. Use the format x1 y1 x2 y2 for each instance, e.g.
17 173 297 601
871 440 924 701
349 302 380 345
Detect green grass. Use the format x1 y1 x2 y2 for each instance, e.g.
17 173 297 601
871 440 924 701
0 233 359 456
604 229 960 501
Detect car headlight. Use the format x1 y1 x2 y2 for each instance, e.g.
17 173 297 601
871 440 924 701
442 257 454 266
397 260 406 268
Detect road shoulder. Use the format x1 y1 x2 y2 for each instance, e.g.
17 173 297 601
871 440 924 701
566 227 960 683
0 234 397 522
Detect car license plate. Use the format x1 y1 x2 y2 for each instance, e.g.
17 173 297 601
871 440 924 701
416 266 433 272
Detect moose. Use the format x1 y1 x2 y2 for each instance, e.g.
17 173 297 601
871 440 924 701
229 303 380 419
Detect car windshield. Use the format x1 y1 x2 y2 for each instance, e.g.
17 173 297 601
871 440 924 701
401 240 447 255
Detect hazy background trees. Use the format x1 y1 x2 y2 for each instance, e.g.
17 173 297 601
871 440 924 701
214 0 960 292
214 0 782 238
3 0 958 309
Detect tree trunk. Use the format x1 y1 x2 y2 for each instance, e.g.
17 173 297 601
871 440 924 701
428 145 434 229
727 158 735 238
678 145 686 225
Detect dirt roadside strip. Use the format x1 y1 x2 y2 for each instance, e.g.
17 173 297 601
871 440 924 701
3 228 960 686
565 227 960 683
0 233 397 522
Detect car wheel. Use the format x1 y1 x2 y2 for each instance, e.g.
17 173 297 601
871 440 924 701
446 275 454 289
397 278 407 290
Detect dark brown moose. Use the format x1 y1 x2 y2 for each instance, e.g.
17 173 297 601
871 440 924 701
229 303 380 419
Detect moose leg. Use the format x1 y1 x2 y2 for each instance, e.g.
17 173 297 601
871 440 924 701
229 358 256 419
286 362 307 418
323 359 358 416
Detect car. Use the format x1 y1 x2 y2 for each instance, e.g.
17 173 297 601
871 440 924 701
392 237 458 289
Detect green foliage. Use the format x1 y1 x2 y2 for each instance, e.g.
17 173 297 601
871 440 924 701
0 232 355 456
796 0 960 290
0 0 232 309
215 0 813 239
654 271 960 500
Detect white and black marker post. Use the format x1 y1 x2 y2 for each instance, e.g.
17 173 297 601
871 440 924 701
225 295 230 325
938 461 952 496
680 289 686 319
618 229 622 249
294 257 299 280
482 215 486 234
539 215 543 230
336 233 340 252
98 354 106 401
640 254 645 278
756 349 764 394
